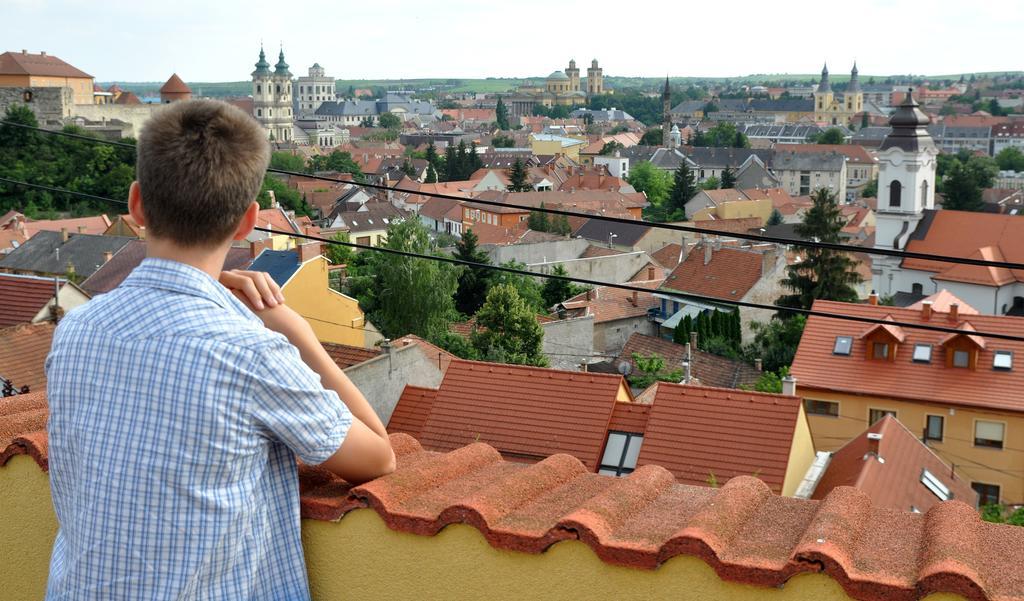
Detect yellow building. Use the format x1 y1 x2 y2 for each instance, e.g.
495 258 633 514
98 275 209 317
529 133 587 161
814 62 863 126
791 293 1024 506
249 243 373 347
504 59 610 118
685 188 774 224
0 50 95 105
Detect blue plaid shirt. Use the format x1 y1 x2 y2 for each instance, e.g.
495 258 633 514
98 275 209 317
45 258 352 600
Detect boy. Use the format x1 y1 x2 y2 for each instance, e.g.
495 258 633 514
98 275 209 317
45 99 395 600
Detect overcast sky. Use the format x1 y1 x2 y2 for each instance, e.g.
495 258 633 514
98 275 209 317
2 0 1021 82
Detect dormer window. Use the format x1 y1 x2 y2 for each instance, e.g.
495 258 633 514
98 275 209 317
599 431 643 477
912 344 932 363
953 350 970 368
993 351 1013 370
833 336 853 355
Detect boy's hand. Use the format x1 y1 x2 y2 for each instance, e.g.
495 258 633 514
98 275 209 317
219 270 285 311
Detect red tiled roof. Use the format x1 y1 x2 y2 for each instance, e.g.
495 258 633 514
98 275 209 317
23 214 112 238
257 208 300 235
321 342 382 369
628 261 664 282
617 333 761 390
791 298 1024 412
81 242 251 296
697 216 765 235
578 244 624 258
812 415 978 512
389 359 630 469
387 385 437 438
0 51 92 79
159 73 191 94
650 243 684 270
637 382 800 494
0 322 55 392
0 274 61 327
8 396 1024 600
560 279 663 323
661 245 765 300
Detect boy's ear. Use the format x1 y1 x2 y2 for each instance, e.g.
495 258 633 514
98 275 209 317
127 181 146 226
232 201 260 241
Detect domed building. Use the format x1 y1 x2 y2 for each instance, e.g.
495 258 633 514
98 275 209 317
251 46 294 141
505 59 608 119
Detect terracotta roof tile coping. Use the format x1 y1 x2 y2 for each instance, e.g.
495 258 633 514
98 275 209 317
5 394 1024 600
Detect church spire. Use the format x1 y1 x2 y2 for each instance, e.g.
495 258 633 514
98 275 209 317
252 46 271 77
848 61 861 93
818 62 831 93
274 47 291 77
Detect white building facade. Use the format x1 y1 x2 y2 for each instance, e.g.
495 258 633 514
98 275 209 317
251 47 294 141
295 63 336 116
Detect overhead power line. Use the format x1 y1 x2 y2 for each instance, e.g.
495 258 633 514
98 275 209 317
4 119 1024 272
1 174 1022 342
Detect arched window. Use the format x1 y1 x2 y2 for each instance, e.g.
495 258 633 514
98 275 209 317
921 180 929 205
889 180 902 207
256 85 261 94
912 283 923 295
276 85 281 94
257 109 262 117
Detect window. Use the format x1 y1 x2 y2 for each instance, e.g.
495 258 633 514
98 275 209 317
975 421 1005 449
872 342 889 360
256 85 261 94
833 336 853 355
972 482 1001 506
921 469 952 501
912 283 923 295
889 180 902 207
599 432 643 477
953 349 970 368
869 408 896 424
257 109 262 117
913 344 932 363
925 415 944 441
921 180 929 205
805 399 839 417
994 350 1013 370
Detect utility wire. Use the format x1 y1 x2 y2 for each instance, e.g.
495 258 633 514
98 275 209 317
3 175 1024 342
4 119 1024 272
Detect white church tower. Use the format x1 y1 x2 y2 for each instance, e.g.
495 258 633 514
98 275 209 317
872 89 939 297
251 46 293 142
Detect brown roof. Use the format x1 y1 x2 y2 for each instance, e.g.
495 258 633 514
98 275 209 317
661 244 766 300
113 91 142 105
617 333 761 389
321 342 382 369
0 273 62 326
0 322 55 392
636 382 801 494
387 359 630 469
418 196 462 221
560 279 663 323
650 243 685 270
0 51 92 79
782 144 878 164
791 296 1024 412
22 215 112 238
578 244 624 258
81 241 251 296
8 397 1024 600
812 415 978 512
902 211 1024 286
387 385 437 436
159 73 191 94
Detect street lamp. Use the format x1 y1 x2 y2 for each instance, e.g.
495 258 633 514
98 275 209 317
608 232 617 248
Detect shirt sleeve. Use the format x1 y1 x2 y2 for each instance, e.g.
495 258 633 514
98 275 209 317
249 337 353 465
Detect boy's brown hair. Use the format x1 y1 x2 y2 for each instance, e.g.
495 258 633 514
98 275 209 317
136 99 270 247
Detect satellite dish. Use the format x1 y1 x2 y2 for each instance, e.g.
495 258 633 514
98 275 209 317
617 361 632 375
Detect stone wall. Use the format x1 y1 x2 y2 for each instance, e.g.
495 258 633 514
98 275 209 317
0 87 73 124
344 343 445 424
541 315 594 370
71 103 160 138
485 238 589 266
528 251 652 286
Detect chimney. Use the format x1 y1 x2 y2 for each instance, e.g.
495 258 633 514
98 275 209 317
102 251 113 264
585 289 592 301
921 300 933 320
268 190 278 209
704 242 712 265
630 290 638 306
865 432 884 462
61 227 69 242
949 302 959 322
138 225 146 240
647 266 655 280
690 330 698 350
781 375 797 397
868 290 879 305
249 238 270 259
40 51 46 57
298 241 322 263
754 358 763 372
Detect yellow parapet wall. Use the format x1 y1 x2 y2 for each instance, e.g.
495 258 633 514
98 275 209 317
0 454 969 601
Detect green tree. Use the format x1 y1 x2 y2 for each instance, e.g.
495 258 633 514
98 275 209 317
693 122 747 148
550 213 572 236
325 232 354 266
507 157 532 192
425 142 442 172
425 163 438 183
492 134 515 148
666 160 697 217
308 150 364 182
628 161 673 209
700 175 721 190
400 158 417 178
347 219 458 340
269 151 308 172
640 128 663 146
453 229 492 316
527 202 550 232
471 284 548 366
811 128 847 144
862 178 878 198
942 161 988 212
767 208 784 226
777 188 862 311
488 260 546 313
720 166 737 189
627 353 683 389
745 366 790 393
378 112 402 129
673 314 694 345
743 316 806 373
541 264 586 308
431 330 481 360
495 97 510 130
257 175 314 217
996 147 1024 172
600 140 624 155
861 112 869 129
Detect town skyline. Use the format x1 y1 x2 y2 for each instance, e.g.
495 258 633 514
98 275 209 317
3 0 1022 82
